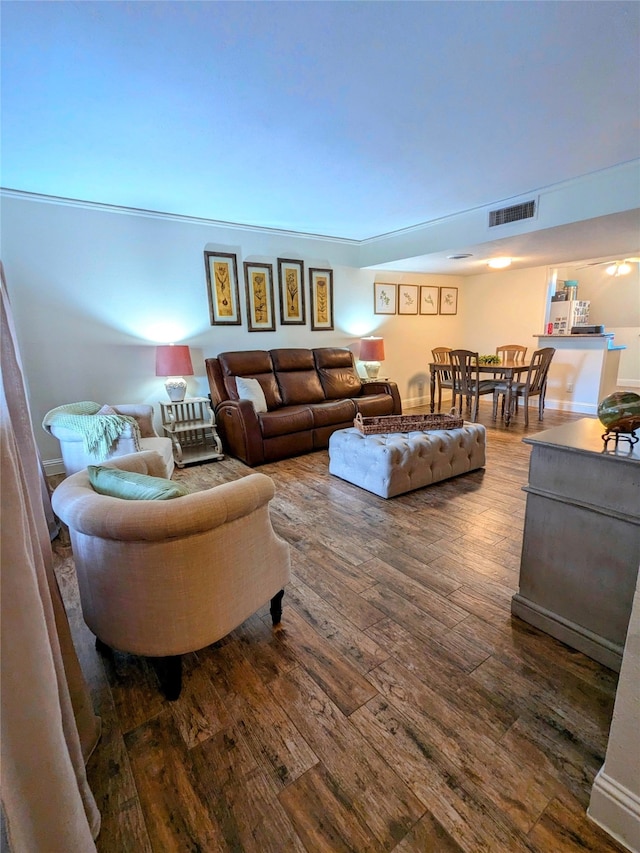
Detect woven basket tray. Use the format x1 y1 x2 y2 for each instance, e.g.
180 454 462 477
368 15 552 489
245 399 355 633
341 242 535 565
353 410 463 435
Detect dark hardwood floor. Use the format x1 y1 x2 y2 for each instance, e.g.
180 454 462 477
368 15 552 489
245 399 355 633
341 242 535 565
51 402 627 852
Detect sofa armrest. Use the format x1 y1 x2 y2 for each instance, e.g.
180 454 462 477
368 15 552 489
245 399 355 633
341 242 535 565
111 426 140 455
358 380 402 413
215 399 265 466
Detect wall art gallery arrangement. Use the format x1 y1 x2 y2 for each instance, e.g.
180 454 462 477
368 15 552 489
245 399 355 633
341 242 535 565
374 282 458 316
204 251 333 331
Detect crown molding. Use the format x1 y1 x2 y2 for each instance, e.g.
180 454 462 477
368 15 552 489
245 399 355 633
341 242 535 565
0 188 359 245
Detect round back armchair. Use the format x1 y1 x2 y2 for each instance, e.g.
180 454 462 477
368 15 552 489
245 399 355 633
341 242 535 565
51 451 291 698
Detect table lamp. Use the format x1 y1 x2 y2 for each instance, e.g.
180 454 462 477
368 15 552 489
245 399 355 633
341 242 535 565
155 344 194 402
359 336 385 379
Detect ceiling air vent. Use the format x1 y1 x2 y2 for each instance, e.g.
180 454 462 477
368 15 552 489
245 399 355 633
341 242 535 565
489 200 536 227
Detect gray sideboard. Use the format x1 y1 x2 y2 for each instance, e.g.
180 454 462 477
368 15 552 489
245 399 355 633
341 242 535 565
513 418 640 672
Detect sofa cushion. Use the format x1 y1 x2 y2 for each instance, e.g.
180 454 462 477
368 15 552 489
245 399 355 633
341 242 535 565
219 349 273 375
258 406 314 439
270 348 315 371
270 347 325 405
314 347 363 399
318 366 362 399
276 370 326 406
218 350 283 409
308 399 356 427
236 377 268 413
88 465 189 500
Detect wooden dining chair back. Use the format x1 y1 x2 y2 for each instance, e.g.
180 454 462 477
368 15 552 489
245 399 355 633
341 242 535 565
431 347 453 409
494 345 528 415
493 347 555 426
496 344 528 364
449 349 498 422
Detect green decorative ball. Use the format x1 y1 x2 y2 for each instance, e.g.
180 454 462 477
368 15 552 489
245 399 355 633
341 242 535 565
597 392 640 434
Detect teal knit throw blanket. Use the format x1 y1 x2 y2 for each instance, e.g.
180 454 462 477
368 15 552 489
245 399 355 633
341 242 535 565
42 401 141 458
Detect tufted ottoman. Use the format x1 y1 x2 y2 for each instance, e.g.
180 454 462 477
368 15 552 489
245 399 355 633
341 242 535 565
328 423 486 498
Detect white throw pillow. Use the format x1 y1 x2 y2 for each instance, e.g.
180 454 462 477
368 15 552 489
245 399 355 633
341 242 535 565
236 377 267 413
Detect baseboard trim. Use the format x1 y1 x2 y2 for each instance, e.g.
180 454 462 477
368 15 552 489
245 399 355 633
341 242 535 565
588 769 640 853
403 394 430 410
43 458 65 476
511 594 623 672
543 398 598 414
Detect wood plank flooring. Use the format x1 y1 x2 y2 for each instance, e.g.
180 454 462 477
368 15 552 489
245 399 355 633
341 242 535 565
51 402 628 852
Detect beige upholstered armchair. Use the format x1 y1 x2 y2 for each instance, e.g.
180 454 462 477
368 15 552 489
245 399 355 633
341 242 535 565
51 451 291 699
44 402 175 477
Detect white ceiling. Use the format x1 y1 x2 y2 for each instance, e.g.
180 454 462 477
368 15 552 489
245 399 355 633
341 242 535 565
2 1 639 272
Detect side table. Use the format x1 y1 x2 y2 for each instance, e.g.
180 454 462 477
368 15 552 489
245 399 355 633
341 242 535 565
159 397 224 468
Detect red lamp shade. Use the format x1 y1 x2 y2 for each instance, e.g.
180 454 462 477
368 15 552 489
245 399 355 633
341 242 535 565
359 337 385 362
155 345 194 377
155 345 194 402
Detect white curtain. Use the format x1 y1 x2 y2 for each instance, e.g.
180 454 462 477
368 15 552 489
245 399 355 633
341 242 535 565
1 263 101 850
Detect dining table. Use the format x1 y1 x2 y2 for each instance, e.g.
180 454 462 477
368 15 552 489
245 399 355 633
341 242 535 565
428 358 532 426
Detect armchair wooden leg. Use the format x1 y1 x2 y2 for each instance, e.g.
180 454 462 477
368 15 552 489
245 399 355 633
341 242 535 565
270 589 285 625
152 655 182 701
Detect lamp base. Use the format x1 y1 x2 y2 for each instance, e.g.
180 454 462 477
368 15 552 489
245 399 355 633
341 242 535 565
364 362 381 379
165 377 187 402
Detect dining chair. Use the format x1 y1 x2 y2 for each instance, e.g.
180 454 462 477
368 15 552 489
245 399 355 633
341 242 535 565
492 347 555 426
496 344 528 363
494 345 528 415
431 347 453 410
449 349 499 422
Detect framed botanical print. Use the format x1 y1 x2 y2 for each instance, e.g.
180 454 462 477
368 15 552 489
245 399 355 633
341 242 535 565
204 251 241 325
374 282 397 315
277 258 306 325
244 262 275 332
439 286 458 315
309 268 334 330
420 285 439 315
398 283 419 315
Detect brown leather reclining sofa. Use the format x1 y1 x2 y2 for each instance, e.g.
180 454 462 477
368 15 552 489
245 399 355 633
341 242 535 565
205 347 402 466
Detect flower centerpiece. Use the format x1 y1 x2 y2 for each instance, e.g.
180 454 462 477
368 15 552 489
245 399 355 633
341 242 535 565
478 354 501 365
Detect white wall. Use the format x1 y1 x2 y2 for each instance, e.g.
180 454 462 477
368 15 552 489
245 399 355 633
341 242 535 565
459 266 549 352
588 568 640 853
3 193 637 469
556 263 640 388
1 194 465 465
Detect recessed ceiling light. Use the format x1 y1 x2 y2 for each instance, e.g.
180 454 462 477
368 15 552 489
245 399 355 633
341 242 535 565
487 257 512 269
606 262 632 276
447 254 473 260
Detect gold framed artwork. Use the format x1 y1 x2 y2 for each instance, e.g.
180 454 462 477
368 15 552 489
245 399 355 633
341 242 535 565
244 262 276 332
420 285 439 315
309 268 334 330
398 283 419 315
439 286 458 315
374 282 397 314
277 258 306 325
204 251 241 325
